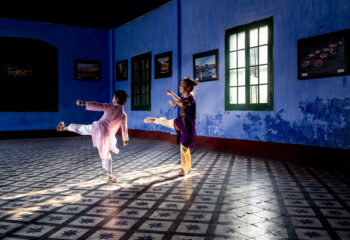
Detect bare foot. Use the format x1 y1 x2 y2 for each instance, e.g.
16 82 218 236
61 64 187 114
178 169 191 177
144 117 155 124
56 121 65 131
108 175 117 183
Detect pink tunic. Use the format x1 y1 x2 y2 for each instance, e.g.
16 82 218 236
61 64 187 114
86 102 128 160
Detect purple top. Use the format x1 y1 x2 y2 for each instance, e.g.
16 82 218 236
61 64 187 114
174 95 196 148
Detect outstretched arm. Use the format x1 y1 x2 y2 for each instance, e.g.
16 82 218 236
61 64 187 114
77 100 111 111
166 90 180 101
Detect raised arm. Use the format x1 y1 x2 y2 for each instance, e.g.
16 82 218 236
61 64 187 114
166 89 180 101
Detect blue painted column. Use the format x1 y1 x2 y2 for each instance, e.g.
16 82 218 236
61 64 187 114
177 0 182 118
109 29 116 100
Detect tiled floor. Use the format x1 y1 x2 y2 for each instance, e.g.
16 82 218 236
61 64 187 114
0 136 349 240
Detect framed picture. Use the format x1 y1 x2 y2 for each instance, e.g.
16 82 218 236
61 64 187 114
116 60 128 81
193 49 219 82
298 29 350 80
154 51 172 78
74 60 101 80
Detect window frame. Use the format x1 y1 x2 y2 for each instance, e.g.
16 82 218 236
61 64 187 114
131 52 152 111
225 17 274 111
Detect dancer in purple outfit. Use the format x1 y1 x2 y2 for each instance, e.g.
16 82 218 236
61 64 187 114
144 78 198 176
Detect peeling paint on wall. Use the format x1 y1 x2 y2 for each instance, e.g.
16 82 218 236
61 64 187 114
242 97 350 149
197 113 224 137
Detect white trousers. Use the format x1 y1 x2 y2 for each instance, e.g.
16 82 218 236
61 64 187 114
68 123 112 172
154 117 175 129
68 123 92 135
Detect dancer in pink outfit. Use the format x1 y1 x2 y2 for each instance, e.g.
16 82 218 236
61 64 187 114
56 90 129 183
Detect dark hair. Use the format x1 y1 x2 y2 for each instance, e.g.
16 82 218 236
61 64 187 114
114 90 129 105
182 77 199 93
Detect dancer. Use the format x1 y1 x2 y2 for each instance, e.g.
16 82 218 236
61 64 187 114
144 77 198 176
56 90 129 183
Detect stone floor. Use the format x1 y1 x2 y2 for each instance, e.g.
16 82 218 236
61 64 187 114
0 136 349 240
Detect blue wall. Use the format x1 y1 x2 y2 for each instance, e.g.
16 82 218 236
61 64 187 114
113 1 179 134
0 18 110 131
1 0 350 150
114 0 350 149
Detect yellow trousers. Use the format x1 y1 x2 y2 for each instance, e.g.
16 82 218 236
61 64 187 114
180 144 192 173
154 117 192 173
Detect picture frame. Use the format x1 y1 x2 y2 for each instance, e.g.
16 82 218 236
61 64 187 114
116 59 128 81
193 49 219 82
298 29 350 80
154 51 172 78
74 60 101 81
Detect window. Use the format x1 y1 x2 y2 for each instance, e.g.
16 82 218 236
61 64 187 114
131 52 151 111
0 37 58 112
225 17 273 111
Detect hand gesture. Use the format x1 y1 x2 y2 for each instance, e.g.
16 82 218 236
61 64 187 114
76 100 85 106
168 100 176 107
166 89 173 95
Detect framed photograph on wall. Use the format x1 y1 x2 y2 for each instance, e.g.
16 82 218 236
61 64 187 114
75 60 101 80
193 49 219 82
154 51 172 78
298 29 350 80
116 59 128 81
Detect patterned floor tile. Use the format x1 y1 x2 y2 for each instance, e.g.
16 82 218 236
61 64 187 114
149 210 180 220
13 224 55 237
56 204 89 214
193 195 218 203
87 230 125 240
113 191 137 199
117 208 148 218
286 207 316 216
291 217 323 227
171 236 204 240
139 220 172 231
158 201 185 210
129 232 163 240
320 208 350 217
104 218 137 229
138 193 163 200
309 193 335 200
314 200 343 208
69 216 105 227
86 207 117 216
176 222 208 234
100 198 128 207
189 203 216 212
0 222 22 234
165 194 187 202
327 218 350 229
128 200 157 209
73 197 101 205
6 212 42 222
49 227 89 239
295 229 331 240
1 137 350 240
183 212 212 222
37 214 73 224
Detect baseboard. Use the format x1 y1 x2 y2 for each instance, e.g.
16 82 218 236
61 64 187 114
123 129 350 169
0 129 79 139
